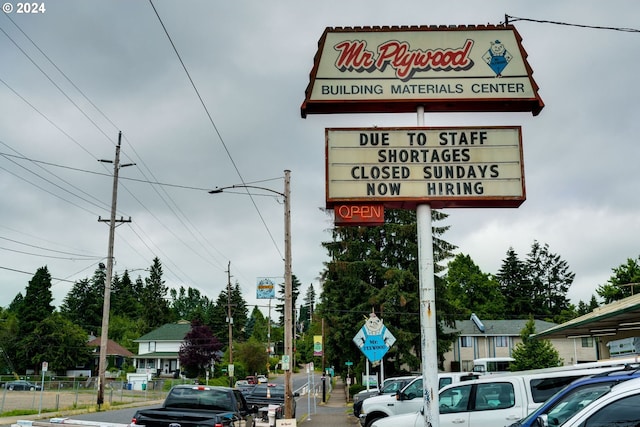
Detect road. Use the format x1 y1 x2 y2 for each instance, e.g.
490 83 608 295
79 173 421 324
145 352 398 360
40 372 324 426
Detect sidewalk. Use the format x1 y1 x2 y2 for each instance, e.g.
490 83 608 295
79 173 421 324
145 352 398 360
297 377 358 427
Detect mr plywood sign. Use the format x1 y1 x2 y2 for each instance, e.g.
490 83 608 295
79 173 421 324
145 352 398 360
326 126 525 209
301 25 544 117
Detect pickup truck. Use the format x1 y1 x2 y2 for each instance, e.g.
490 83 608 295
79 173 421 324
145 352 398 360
243 383 298 421
366 366 626 427
131 384 257 427
358 373 479 427
353 376 417 418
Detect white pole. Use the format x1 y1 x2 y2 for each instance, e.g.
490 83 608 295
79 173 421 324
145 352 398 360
307 364 311 420
416 106 439 427
366 359 370 391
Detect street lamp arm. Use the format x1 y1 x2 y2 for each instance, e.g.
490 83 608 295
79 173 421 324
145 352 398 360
209 184 285 197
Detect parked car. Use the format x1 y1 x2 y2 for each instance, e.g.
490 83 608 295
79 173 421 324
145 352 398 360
363 365 622 427
5 380 42 391
354 376 418 418
510 367 640 427
244 383 299 421
131 384 257 427
234 379 255 394
371 367 640 427
546 376 640 427
257 375 268 383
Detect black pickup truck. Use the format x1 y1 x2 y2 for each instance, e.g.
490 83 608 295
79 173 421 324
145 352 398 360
243 383 298 421
131 384 258 427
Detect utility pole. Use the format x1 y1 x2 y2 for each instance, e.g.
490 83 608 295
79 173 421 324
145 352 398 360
283 169 294 419
207 170 293 416
96 131 134 408
226 262 234 387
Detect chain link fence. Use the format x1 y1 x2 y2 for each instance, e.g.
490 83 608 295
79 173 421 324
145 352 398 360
0 379 167 415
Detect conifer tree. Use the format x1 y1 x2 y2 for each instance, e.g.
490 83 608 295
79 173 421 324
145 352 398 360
510 316 562 371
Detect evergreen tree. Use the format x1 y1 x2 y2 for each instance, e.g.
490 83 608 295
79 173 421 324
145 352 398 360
208 282 249 354
141 257 171 330
298 283 316 333
319 209 457 376
59 268 104 333
111 270 142 320
276 275 302 327
209 290 230 347
510 316 562 371
231 283 249 341
576 295 600 317
14 266 55 373
526 241 574 320
496 248 534 317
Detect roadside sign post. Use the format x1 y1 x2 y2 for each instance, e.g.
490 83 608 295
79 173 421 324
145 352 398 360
303 25 543 427
39 361 48 415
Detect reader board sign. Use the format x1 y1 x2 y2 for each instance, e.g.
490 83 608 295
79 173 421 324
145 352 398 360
326 126 525 209
301 25 543 117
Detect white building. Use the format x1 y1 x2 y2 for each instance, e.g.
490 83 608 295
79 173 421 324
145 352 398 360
133 320 191 377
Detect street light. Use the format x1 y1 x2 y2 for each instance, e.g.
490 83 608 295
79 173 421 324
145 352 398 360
209 170 294 418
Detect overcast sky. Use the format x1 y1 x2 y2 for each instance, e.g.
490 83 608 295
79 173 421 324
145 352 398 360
1 1 639 318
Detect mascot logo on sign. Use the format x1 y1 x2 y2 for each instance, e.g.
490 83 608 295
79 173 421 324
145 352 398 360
482 40 513 77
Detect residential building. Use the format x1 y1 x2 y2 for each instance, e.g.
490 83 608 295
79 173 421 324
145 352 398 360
133 320 191 377
442 318 599 372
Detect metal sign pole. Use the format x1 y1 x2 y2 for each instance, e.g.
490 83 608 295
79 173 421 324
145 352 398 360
417 106 439 427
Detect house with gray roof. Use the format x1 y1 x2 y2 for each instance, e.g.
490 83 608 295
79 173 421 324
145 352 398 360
133 320 191 377
441 317 599 372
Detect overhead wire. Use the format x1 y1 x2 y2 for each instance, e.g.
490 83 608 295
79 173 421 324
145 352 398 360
0 15 234 294
504 15 640 33
148 0 285 262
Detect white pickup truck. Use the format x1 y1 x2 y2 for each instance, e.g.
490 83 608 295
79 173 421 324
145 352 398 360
365 366 622 427
358 372 479 427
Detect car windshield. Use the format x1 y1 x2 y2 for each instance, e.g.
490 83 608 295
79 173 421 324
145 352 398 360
381 380 404 393
518 382 614 427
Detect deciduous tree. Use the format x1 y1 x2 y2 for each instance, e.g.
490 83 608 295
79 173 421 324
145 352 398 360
178 320 223 378
597 256 640 304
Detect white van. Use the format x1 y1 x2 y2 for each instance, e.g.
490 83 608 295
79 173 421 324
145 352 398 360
366 366 624 427
472 357 515 374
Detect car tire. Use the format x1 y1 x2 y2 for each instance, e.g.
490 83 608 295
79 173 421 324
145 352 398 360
365 415 384 427
8 385 13 391
29 386 35 391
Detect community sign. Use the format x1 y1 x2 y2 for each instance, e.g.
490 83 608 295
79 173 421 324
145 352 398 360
326 126 524 209
256 277 276 299
301 25 544 117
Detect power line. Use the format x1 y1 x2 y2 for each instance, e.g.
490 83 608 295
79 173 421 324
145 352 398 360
505 14 640 33
0 236 100 259
148 0 284 260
